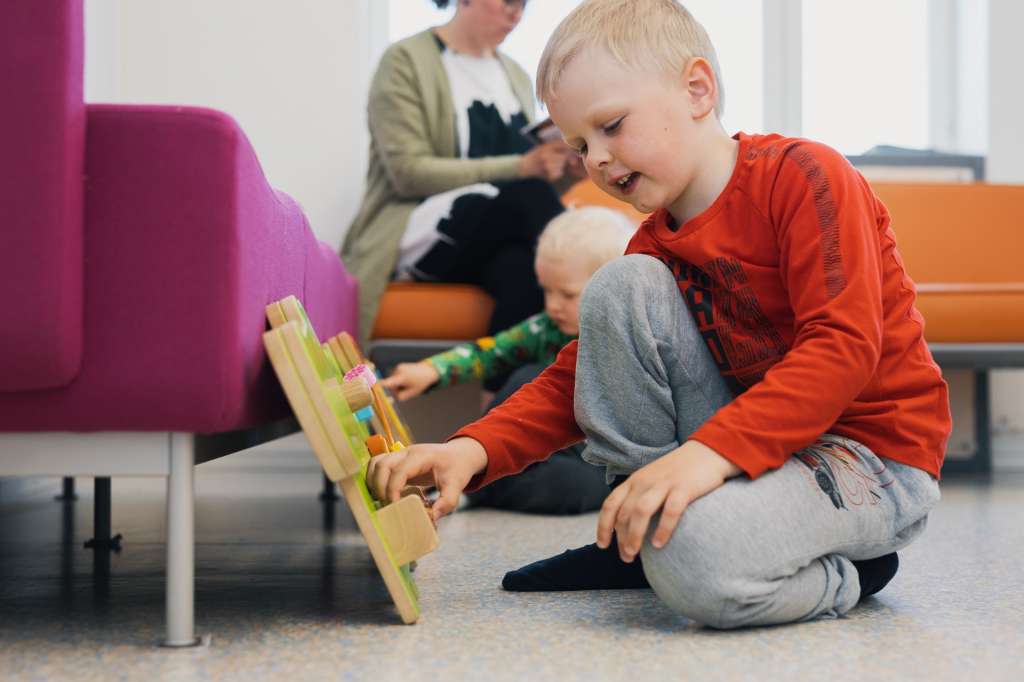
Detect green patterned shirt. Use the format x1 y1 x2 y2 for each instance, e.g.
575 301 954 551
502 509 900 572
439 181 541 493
427 312 575 388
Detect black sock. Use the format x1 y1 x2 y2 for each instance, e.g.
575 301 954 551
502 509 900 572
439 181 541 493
502 539 650 592
852 552 899 600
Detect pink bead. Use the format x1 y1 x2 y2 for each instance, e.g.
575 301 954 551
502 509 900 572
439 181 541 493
344 363 377 387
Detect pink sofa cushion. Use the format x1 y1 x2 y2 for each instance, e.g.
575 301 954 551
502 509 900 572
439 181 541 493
0 0 85 391
0 105 357 432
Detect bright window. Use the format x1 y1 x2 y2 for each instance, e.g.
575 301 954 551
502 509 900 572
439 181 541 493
678 0 763 136
802 0 930 154
388 1 763 135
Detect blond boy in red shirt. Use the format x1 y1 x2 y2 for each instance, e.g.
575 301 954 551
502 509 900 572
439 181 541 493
369 0 950 628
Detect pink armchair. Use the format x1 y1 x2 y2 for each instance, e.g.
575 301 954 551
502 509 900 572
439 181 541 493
0 0 357 645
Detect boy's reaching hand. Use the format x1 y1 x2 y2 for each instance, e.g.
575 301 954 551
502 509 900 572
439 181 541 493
367 437 488 522
597 441 743 563
380 361 440 401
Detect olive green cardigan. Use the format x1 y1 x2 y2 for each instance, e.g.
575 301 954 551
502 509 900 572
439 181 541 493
340 30 537 347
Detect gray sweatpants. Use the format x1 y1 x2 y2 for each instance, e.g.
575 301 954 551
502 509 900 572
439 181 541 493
574 255 941 629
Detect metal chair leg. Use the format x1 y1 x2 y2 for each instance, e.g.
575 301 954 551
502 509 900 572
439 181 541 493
319 472 339 501
973 369 992 474
55 476 78 501
84 477 122 551
164 434 200 647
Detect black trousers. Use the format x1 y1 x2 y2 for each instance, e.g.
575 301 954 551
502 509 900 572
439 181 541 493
465 363 609 515
411 179 564 336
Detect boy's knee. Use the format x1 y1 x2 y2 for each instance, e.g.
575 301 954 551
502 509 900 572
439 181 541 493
640 522 761 630
580 254 672 323
586 254 668 295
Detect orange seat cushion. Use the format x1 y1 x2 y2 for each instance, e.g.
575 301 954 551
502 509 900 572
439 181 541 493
914 284 1024 343
372 283 494 340
872 183 1024 284
872 183 1024 344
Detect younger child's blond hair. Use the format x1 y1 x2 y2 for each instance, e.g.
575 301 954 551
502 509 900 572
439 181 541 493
536 0 724 116
536 206 635 274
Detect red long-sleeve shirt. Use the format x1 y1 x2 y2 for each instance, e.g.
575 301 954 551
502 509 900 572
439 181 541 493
455 133 951 486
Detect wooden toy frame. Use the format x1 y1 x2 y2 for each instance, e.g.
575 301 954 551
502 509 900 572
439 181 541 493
263 296 436 623
267 298 414 449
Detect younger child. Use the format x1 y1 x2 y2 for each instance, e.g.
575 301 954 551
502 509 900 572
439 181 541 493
368 0 950 628
382 206 635 515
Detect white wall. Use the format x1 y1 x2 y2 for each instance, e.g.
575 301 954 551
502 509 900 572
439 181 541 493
83 0 118 102
988 0 1024 183
84 0 386 250
986 0 1024 470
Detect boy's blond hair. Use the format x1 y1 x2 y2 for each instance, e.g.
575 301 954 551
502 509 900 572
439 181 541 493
536 206 635 274
536 0 724 116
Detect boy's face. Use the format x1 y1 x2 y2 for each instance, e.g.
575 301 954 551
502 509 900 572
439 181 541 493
535 254 592 336
548 48 715 216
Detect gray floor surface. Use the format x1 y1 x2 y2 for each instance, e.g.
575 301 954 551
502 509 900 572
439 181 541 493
1 444 1022 682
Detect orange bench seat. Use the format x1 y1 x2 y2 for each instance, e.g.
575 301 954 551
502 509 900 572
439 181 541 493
372 283 494 341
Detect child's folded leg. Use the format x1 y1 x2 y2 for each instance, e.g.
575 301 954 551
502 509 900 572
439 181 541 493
502 534 649 591
573 254 735 485
466 447 608 515
501 254 733 591
639 447 939 629
552 254 937 612
469 364 609 515
501 475 648 591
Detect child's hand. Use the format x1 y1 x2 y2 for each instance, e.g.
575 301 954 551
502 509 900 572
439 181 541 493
597 441 742 563
367 437 488 521
380 361 440 401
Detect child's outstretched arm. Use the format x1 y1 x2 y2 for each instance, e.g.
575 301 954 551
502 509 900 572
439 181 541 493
367 437 488 521
382 314 558 401
372 340 582 520
381 361 440 401
596 440 742 563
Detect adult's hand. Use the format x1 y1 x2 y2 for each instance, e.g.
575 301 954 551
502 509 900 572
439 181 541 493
565 150 587 180
519 141 574 182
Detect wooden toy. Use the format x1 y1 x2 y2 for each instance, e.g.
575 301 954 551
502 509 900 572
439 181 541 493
267 297 415 447
263 296 437 624
330 330 415 447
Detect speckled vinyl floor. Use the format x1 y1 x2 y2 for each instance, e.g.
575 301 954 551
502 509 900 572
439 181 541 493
1 443 1022 682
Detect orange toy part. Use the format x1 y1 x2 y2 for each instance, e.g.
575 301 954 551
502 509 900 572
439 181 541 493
366 434 389 457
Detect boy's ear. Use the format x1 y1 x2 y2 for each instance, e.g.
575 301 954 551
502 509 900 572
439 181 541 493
682 57 718 120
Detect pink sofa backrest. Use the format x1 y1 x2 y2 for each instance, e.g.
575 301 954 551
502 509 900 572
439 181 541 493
0 0 85 390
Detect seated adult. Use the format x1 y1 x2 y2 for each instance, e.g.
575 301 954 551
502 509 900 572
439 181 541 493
341 0 581 361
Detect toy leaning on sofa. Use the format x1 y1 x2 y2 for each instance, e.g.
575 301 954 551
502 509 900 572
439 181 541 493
381 206 636 515
263 296 434 624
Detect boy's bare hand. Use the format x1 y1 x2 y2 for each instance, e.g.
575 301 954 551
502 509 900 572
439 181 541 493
380 361 440 401
596 441 742 563
367 437 488 521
